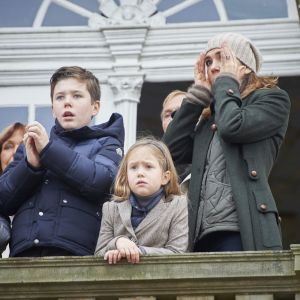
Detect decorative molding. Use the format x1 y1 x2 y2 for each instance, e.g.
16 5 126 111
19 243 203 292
92 0 165 27
108 75 144 104
0 18 299 87
108 74 144 149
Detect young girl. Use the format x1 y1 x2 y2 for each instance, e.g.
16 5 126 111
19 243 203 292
94 138 188 264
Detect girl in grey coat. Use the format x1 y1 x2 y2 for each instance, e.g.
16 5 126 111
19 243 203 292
163 32 290 251
95 138 188 264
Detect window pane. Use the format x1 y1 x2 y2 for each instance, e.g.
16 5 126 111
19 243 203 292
43 0 99 26
157 0 185 10
158 0 219 23
0 107 28 131
35 106 54 134
0 0 42 27
224 0 288 20
0 0 99 28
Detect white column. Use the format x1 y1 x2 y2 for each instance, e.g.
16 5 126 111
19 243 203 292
108 75 144 151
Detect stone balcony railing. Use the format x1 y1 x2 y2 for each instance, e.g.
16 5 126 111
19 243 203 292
0 245 300 300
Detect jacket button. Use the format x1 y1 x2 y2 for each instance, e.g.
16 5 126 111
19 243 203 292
278 216 282 223
211 124 217 131
251 170 257 177
44 179 49 185
227 89 234 95
63 199 68 204
34 239 39 245
260 204 267 211
38 211 44 216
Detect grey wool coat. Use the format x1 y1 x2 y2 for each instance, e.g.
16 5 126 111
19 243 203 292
163 76 291 251
94 194 188 256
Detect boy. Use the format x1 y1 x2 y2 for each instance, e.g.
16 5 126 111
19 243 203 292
0 66 124 257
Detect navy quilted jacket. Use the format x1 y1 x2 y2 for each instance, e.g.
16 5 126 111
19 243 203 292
0 113 124 256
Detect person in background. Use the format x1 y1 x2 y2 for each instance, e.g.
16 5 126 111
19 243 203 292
0 66 124 257
161 90 187 133
163 32 290 252
0 122 25 257
95 137 188 264
161 90 191 191
0 122 25 174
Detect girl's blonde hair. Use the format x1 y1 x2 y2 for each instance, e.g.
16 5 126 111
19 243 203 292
112 137 181 202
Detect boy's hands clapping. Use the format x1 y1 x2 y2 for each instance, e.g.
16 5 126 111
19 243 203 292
24 121 49 168
104 237 141 264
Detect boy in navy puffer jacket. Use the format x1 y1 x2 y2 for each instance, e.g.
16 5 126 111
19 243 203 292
0 66 124 257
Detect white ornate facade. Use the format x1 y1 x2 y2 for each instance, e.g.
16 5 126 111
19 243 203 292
0 0 300 149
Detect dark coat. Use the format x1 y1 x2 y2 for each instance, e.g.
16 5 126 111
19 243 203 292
163 76 290 251
0 113 124 256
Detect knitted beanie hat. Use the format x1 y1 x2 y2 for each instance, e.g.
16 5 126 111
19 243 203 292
205 32 263 73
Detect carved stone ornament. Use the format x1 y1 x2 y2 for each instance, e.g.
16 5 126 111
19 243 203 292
89 0 165 27
108 75 144 104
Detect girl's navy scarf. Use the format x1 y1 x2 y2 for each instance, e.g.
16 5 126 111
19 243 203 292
129 188 164 230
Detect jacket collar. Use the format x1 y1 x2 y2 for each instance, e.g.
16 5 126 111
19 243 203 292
117 196 167 236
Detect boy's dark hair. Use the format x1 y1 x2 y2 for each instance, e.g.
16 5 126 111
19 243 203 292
50 66 100 102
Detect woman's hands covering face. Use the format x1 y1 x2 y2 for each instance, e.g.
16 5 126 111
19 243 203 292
194 53 212 91
219 44 249 82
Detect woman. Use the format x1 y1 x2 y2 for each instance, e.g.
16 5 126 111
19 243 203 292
0 122 25 256
0 122 25 174
163 32 291 251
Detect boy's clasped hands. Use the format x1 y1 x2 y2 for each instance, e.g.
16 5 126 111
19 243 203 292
104 237 141 264
23 121 49 168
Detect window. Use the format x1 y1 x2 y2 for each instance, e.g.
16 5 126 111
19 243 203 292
0 0 291 28
0 107 28 129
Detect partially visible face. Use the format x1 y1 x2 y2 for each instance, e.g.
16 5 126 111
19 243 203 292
204 48 223 86
52 78 100 131
162 94 185 132
205 48 250 85
127 146 170 197
1 128 24 172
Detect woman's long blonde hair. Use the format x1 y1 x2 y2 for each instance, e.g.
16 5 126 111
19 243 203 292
112 137 181 202
241 72 278 98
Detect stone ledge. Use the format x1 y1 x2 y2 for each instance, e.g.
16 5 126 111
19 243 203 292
0 245 299 299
